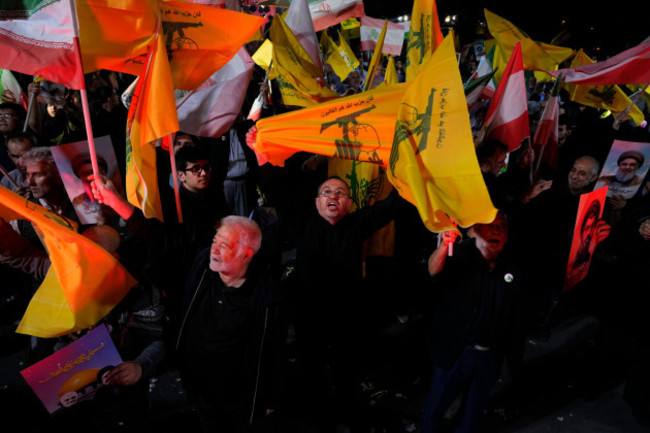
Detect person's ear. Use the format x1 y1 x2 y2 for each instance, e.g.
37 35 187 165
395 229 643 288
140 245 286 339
243 248 255 262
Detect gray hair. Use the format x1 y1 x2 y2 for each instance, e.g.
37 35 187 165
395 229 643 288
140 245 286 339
18 147 59 177
219 215 262 254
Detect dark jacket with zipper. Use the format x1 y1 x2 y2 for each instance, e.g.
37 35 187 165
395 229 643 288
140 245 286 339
175 247 286 424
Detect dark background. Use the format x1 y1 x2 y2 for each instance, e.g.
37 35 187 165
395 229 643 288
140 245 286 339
364 1 649 60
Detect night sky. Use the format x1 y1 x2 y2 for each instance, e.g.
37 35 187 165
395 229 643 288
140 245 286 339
363 1 649 60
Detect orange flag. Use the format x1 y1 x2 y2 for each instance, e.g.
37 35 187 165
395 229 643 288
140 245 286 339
78 0 264 91
252 83 408 167
125 22 179 221
0 186 136 338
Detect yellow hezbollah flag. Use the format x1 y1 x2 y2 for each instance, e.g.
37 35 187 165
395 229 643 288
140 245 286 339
0 186 137 338
563 50 645 126
252 39 274 70
484 9 574 83
382 55 399 86
269 14 338 107
387 35 497 232
405 0 444 82
253 82 408 167
126 25 179 221
321 31 359 83
363 19 387 92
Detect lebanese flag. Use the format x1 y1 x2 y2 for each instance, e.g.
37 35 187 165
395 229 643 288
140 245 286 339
0 0 84 90
310 0 365 32
361 16 404 56
481 42 529 152
532 94 559 170
176 47 255 138
285 0 323 71
549 41 650 85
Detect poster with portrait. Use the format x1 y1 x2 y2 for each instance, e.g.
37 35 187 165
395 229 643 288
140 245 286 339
593 140 650 199
20 325 122 415
564 186 608 292
50 136 122 225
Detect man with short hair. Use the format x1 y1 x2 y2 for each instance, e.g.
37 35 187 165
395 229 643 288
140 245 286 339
422 212 525 433
175 215 285 432
294 175 402 430
476 138 534 213
12 147 78 245
0 132 34 193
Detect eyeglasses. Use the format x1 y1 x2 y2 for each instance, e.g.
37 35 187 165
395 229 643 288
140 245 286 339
0 113 17 120
319 189 349 199
184 164 211 175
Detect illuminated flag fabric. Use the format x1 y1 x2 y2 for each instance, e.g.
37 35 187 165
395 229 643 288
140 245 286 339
550 41 650 86
0 0 84 89
76 0 157 78
309 0 365 32
0 69 28 107
125 28 179 221
481 42 530 152
405 0 444 82
383 56 399 86
484 9 573 84
561 49 645 125
363 19 387 92
361 16 404 56
285 0 322 71
320 30 359 82
79 0 263 91
388 35 497 232
0 185 136 338
532 93 560 171
251 82 408 167
176 47 255 137
269 14 338 107
252 39 273 70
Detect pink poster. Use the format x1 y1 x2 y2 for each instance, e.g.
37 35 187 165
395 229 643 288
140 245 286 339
20 325 122 415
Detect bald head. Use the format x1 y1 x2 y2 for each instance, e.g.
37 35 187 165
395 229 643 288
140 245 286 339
568 156 599 195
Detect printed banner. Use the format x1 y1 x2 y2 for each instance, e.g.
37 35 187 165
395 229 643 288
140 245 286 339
593 140 650 199
21 325 123 415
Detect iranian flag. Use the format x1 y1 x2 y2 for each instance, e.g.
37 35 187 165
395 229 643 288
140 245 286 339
0 0 84 90
361 16 405 56
0 69 28 108
550 41 650 86
309 0 365 32
481 42 529 152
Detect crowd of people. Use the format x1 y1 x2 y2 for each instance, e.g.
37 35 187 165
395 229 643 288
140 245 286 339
1 26 650 433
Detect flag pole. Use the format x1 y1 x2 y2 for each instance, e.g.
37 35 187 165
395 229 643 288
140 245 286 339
23 76 37 133
69 1 101 184
0 163 19 189
167 134 183 223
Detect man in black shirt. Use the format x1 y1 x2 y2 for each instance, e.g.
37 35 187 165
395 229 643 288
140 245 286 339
175 215 284 433
422 212 525 433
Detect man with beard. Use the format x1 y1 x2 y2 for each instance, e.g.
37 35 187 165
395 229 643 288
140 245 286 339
597 150 645 199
